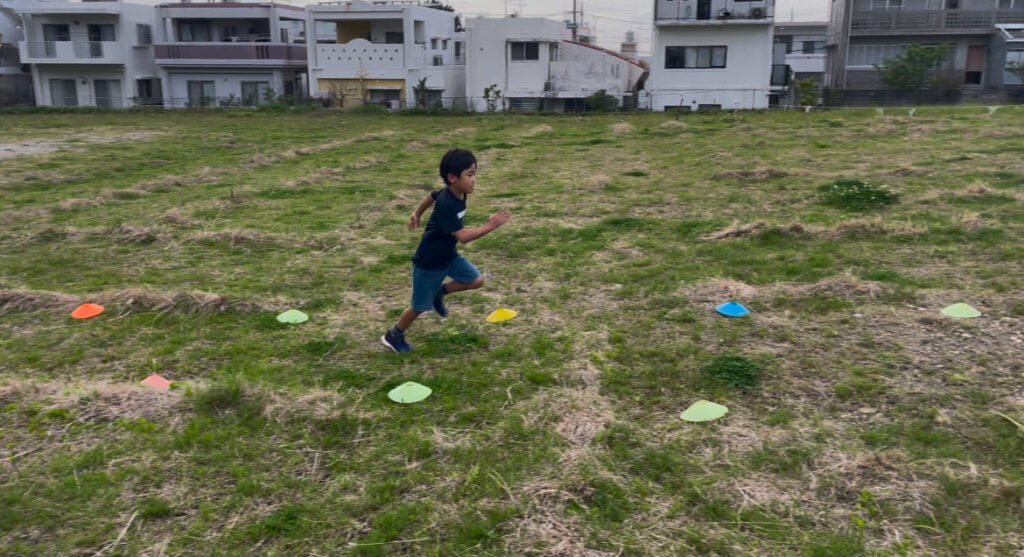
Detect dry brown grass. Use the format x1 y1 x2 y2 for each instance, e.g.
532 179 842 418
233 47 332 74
610 122 633 134
0 288 257 315
111 223 166 244
522 125 554 137
55 198 100 211
712 167 789 180
659 120 688 129
0 380 185 423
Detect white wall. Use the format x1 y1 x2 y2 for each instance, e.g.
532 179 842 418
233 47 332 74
465 17 568 110
307 3 465 103
17 1 159 107
650 24 772 110
162 69 285 107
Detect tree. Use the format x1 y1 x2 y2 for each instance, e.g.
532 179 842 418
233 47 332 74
483 84 502 112
584 89 618 112
874 44 952 90
413 77 428 108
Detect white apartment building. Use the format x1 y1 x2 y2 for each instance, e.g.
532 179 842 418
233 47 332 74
0 0 33 106
15 0 159 107
648 0 775 110
464 16 646 112
305 0 465 108
155 2 307 108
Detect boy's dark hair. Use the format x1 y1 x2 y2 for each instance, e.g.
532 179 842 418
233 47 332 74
439 149 476 186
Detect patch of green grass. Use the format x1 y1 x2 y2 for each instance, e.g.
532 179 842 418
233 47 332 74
818 179 900 211
699 353 764 392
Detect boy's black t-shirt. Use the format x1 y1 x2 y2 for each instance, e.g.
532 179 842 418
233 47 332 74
412 187 466 269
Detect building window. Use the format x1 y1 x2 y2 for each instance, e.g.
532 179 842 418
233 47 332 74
1003 50 1024 85
801 40 824 54
433 54 444 66
454 41 462 57
241 81 269 106
510 42 539 61
871 0 903 9
665 45 727 68
431 38 438 49
49 79 77 107
187 80 215 107
442 39 448 50
136 24 152 45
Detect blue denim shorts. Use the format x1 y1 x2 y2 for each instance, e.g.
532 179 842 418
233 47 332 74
411 256 481 311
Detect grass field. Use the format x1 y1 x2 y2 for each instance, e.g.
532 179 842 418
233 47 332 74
1 107 1023 556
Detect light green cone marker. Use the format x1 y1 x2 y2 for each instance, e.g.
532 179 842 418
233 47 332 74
941 303 980 318
277 309 309 324
680 400 729 422
388 382 432 404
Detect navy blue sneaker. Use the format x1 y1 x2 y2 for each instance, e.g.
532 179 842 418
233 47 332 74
381 328 412 353
432 286 448 318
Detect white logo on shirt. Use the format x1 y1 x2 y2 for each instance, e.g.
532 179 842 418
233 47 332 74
457 210 466 219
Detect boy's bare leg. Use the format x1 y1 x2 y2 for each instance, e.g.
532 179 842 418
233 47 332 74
396 308 423 331
442 276 485 294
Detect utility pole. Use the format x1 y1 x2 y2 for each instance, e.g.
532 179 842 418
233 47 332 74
572 0 577 41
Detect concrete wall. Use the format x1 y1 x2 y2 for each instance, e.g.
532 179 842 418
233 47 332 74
162 68 295 107
650 24 772 110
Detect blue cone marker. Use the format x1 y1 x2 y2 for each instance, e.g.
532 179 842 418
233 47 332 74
716 301 750 317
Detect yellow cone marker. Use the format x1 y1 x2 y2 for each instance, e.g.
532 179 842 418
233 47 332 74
486 307 518 323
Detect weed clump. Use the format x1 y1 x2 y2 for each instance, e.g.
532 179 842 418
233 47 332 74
700 354 763 392
818 179 899 211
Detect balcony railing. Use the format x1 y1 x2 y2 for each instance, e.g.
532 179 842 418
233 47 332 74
316 43 405 69
851 9 1024 33
155 43 306 63
20 41 124 63
656 0 773 22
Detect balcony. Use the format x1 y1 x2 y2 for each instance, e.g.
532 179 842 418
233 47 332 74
155 43 307 66
851 9 1024 34
315 40 409 70
656 0 773 24
19 41 124 64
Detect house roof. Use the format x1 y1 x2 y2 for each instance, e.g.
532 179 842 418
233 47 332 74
561 39 645 69
996 24 1024 42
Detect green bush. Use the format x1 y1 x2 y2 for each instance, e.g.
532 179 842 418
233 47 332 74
700 354 763 392
585 89 619 112
818 179 899 211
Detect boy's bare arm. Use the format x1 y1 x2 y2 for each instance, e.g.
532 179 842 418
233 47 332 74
408 192 436 230
453 208 510 244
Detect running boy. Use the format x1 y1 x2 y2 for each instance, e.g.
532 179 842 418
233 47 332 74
381 149 510 353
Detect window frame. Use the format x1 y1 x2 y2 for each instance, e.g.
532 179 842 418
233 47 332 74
510 41 540 62
664 45 727 69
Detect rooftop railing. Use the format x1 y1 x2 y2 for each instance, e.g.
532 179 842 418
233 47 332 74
851 9 1024 33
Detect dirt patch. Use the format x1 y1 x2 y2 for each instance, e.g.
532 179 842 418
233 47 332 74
584 174 610 189
0 131 164 161
712 168 789 180
827 218 925 238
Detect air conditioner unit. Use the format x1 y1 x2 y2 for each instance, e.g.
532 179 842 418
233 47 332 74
750 7 765 19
